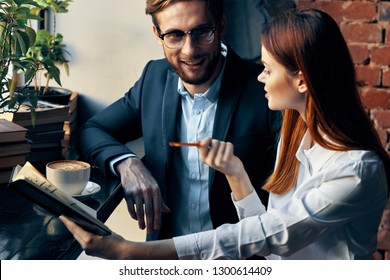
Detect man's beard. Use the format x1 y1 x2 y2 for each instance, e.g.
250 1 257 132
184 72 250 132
167 50 221 85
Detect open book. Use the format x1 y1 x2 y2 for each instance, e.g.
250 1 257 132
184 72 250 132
8 162 111 236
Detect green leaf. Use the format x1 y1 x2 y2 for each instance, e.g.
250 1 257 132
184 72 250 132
29 106 37 126
28 91 38 107
14 0 41 8
48 65 61 85
14 30 27 55
25 25 36 46
15 13 42 21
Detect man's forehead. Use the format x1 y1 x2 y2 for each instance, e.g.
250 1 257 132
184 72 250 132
154 0 213 29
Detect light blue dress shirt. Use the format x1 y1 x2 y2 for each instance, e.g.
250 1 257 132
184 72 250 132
170 63 224 236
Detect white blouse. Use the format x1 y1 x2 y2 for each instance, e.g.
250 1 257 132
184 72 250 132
173 132 388 259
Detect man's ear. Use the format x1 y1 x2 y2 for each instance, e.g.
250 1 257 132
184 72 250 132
152 25 163 45
218 16 227 37
297 71 307 93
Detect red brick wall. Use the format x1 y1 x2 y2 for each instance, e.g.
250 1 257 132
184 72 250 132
297 0 390 154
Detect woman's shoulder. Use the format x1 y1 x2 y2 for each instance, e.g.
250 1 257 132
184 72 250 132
334 149 381 164
325 149 385 178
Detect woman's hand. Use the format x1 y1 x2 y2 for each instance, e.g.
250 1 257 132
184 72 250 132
59 216 129 259
197 137 254 201
60 216 179 260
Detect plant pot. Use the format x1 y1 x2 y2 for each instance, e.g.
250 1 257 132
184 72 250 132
37 87 72 106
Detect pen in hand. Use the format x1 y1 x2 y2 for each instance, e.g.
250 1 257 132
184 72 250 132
169 141 213 150
169 141 201 148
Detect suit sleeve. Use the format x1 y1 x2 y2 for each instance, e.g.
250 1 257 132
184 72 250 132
77 61 153 172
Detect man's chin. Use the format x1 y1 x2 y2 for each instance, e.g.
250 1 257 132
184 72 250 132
182 77 209 85
178 72 210 85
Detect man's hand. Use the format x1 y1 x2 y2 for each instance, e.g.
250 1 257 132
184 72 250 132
116 157 170 234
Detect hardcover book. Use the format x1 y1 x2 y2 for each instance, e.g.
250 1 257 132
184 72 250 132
0 154 27 169
0 119 28 143
2 101 70 127
0 141 30 157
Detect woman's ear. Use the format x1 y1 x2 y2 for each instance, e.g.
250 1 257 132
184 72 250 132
297 71 307 93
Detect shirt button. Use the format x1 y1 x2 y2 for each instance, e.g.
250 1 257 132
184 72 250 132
191 173 197 179
193 110 201 115
190 203 197 209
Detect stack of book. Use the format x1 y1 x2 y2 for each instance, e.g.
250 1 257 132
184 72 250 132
0 119 30 184
2 100 70 172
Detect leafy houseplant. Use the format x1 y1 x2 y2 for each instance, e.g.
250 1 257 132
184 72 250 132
0 0 42 114
26 0 72 104
0 0 72 123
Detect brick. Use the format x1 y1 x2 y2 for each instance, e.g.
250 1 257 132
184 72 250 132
297 2 345 24
360 87 390 109
383 68 390 87
371 109 390 128
298 1 376 23
355 65 381 86
372 46 390 65
348 44 370 64
344 2 377 21
341 23 382 43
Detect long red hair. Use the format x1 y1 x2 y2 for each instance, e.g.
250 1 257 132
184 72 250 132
261 9 390 195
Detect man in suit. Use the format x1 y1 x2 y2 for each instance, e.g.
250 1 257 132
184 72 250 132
78 0 281 241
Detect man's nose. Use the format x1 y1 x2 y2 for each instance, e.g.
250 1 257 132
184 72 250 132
180 34 197 55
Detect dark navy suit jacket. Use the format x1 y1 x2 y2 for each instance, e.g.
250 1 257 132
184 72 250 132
78 48 281 240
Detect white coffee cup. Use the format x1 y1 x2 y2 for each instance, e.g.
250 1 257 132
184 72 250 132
46 160 91 196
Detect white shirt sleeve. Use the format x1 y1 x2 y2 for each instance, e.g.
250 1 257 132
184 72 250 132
173 151 388 260
109 154 137 175
232 191 266 219
173 192 269 259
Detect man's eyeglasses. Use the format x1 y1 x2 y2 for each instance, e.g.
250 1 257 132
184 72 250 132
157 27 216 49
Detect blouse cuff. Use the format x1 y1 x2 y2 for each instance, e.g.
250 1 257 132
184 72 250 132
232 191 266 219
173 234 200 260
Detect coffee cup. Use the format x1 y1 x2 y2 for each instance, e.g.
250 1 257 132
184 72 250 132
46 160 91 196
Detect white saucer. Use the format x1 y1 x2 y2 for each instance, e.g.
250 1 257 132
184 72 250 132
72 181 101 201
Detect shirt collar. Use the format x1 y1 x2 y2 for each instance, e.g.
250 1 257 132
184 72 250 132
296 131 338 173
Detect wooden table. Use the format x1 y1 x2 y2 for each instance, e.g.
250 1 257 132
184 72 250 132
0 166 123 260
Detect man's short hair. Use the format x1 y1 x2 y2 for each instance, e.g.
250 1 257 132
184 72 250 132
145 0 224 27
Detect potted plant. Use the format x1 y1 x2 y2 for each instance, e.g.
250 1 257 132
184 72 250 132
0 0 42 115
25 0 72 105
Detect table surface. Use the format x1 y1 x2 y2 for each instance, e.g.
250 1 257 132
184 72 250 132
0 166 123 260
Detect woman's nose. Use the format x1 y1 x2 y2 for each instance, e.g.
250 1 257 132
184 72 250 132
258 72 266 83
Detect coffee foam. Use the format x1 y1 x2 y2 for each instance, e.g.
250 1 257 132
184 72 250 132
48 161 89 171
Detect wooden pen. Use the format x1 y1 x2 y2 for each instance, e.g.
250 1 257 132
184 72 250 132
168 141 201 148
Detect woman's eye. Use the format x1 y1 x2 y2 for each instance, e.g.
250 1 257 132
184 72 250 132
263 69 270 75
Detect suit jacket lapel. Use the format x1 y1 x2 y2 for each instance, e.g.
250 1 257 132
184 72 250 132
213 49 246 141
162 69 181 163
210 49 247 187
